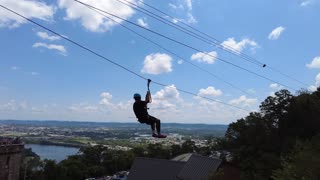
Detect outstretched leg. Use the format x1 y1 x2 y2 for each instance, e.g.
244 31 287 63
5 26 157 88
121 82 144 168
150 122 156 132
148 116 166 138
149 116 161 134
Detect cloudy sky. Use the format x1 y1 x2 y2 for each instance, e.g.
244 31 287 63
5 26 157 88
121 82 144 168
0 0 319 124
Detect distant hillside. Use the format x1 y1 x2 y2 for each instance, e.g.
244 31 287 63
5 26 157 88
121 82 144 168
0 119 227 128
0 119 228 137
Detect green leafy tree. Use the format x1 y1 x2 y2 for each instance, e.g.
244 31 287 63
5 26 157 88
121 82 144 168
102 149 134 174
170 144 182 157
146 143 171 159
260 89 293 126
20 148 43 180
223 88 320 179
181 139 198 153
225 112 281 179
43 160 58 180
273 134 320 180
132 146 146 157
58 155 88 180
80 145 107 166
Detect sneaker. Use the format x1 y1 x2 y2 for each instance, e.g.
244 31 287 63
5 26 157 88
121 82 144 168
152 133 158 138
157 134 167 138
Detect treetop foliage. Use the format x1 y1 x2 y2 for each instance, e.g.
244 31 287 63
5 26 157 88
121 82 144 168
223 88 320 179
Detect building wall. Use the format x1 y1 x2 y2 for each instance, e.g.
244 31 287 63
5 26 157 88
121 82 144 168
0 144 24 180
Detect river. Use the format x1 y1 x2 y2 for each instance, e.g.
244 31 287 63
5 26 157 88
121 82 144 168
25 144 80 162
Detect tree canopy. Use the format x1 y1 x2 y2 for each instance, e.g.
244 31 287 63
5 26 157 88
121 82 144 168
223 88 320 179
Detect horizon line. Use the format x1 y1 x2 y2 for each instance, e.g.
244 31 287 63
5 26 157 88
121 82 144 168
0 119 228 125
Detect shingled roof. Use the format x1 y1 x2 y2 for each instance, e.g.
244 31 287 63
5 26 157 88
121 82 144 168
127 154 222 180
177 154 222 180
128 157 185 180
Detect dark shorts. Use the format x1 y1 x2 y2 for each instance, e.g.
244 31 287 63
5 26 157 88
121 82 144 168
138 115 159 125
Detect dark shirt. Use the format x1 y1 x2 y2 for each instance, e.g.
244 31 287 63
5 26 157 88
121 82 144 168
133 101 149 120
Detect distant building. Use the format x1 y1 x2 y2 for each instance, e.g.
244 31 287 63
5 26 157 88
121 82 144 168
128 153 223 180
0 137 24 180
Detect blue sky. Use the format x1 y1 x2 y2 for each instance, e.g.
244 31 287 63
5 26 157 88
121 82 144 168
0 0 319 124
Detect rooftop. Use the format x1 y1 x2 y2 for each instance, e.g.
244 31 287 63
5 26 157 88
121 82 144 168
128 154 222 180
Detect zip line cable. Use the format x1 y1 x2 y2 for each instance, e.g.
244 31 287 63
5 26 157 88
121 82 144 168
0 4 251 112
115 0 263 67
130 0 308 87
87 6 251 96
266 66 309 87
75 0 297 92
152 80 250 111
135 0 260 63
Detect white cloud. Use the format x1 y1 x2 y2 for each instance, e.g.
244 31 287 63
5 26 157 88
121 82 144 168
184 0 195 23
185 0 192 10
198 86 222 97
0 100 27 112
69 103 99 113
192 94 254 123
30 104 53 113
191 51 217 64
129 40 136 44
314 73 320 86
301 0 314 7
168 0 196 24
100 92 113 106
269 83 283 90
268 26 285 40
269 83 283 95
141 53 173 75
0 0 55 28
0 91 257 124
168 3 184 10
306 57 320 69
58 0 139 32
308 73 320 92
153 85 180 100
221 38 258 53
37 31 61 41
32 42 66 55
31 106 46 113
31 72 40 76
11 66 20 70
186 12 196 24
229 95 257 107
137 18 148 28
308 85 317 92
0 100 16 111
171 18 179 24
115 100 133 111
247 88 256 94
150 85 181 112
177 60 184 64
169 0 192 10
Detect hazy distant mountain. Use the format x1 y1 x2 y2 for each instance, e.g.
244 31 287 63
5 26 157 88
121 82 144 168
0 119 227 130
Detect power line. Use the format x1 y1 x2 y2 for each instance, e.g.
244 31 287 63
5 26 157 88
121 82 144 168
75 0 297 91
86 5 251 96
130 0 308 87
116 0 264 67
151 81 251 111
0 4 251 112
266 66 309 87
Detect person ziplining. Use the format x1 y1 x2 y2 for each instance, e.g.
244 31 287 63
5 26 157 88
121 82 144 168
133 79 167 138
